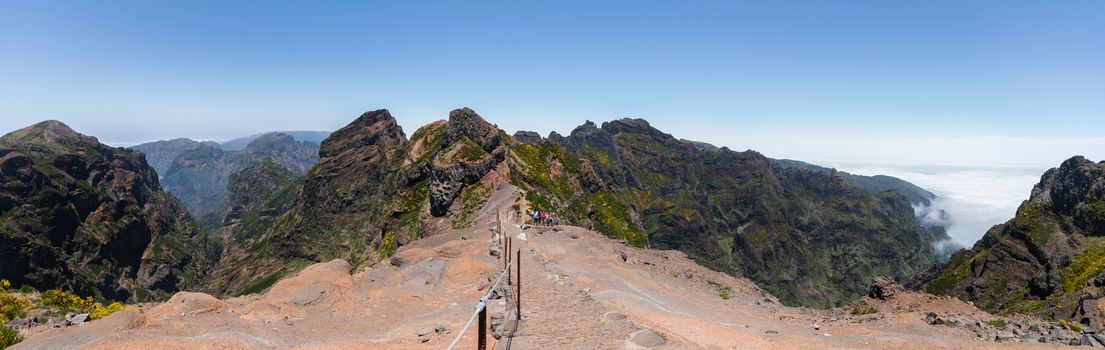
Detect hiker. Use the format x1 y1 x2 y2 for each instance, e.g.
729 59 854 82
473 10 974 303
532 210 540 225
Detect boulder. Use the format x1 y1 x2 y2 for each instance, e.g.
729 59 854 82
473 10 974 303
7 316 35 330
868 275 901 300
65 313 89 325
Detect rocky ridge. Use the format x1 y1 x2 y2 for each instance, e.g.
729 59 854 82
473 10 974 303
194 110 947 308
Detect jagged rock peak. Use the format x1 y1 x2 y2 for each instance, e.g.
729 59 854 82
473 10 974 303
442 107 501 152
512 131 543 145
600 118 653 134
319 109 406 158
0 120 99 147
567 120 602 137
1029 156 1105 210
599 118 679 143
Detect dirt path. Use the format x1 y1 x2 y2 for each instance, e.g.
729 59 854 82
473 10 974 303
496 225 637 349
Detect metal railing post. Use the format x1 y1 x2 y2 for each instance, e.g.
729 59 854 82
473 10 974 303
478 304 487 350
516 249 521 321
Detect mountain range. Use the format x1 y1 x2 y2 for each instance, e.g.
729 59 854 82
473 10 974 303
132 133 321 221
0 110 959 310
188 109 948 307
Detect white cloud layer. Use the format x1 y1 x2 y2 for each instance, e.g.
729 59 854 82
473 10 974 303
829 162 1046 247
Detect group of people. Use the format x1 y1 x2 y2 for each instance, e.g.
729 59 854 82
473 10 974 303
530 210 558 227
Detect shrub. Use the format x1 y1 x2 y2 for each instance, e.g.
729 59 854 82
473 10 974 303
851 305 880 315
0 280 8 292
1060 319 1083 332
987 319 1008 329
90 302 128 320
0 324 21 349
41 290 94 313
706 280 732 300
0 294 28 321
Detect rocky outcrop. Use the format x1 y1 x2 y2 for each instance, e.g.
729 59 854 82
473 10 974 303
923 312 1084 345
0 121 209 301
869 276 902 300
921 156 1105 331
512 131 543 145
427 108 507 216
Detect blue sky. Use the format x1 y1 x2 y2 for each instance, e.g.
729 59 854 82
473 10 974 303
1 1 1103 166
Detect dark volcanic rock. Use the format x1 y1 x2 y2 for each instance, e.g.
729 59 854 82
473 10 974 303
921 156 1105 331
512 131 543 145
427 108 507 216
0 121 209 301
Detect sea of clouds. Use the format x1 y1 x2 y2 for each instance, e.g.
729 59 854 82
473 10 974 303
829 162 1049 248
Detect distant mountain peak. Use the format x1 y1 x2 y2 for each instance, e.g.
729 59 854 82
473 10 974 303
0 119 99 148
244 132 296 151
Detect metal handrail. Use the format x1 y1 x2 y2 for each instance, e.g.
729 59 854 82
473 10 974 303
445 264 509 350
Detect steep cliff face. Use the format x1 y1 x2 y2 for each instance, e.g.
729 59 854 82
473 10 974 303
158 133 319 219
546 119 946 307
0 121 209 301
203 110 415 294
921 156 1105 330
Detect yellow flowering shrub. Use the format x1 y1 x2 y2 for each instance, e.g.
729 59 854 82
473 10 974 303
89 302 128 320
0 293 28 321
41 290 94 312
